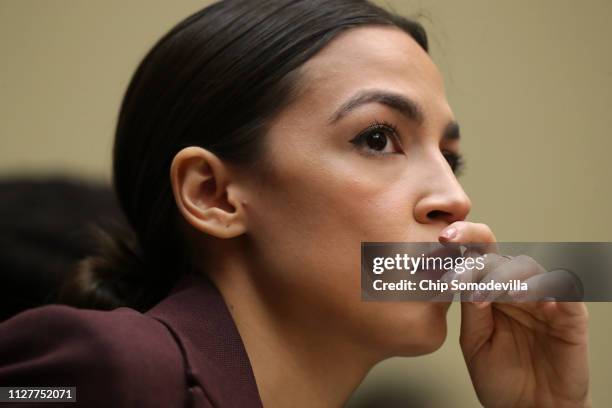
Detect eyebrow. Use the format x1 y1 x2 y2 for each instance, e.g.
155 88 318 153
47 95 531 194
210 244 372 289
329 89 425 125
329 88 460 141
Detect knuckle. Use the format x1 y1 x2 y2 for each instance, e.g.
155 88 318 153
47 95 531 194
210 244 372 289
475 222 492 234
514 254 538 270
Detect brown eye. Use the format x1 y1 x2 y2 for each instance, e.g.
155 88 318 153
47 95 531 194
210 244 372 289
350 123 402 156
365 131 388 151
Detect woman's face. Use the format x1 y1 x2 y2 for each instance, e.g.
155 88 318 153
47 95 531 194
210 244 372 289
239 26 472 357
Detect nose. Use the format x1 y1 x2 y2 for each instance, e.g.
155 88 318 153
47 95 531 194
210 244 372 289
413 157 472 225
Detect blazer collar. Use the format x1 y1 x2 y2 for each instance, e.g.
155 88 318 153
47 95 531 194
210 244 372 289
146 272 263 407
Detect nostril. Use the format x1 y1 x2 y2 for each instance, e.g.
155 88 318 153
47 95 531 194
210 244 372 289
427 210 451 221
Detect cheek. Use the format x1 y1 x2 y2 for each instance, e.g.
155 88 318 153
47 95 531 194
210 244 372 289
245 147 429 289
255 113 429 242
244 146 449 354
277 152 417 228
307 158 422 242
246 157 411 269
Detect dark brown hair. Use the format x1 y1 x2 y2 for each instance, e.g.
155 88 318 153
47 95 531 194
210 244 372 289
61 0 428 311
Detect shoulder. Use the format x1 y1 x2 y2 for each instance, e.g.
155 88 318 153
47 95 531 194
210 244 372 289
0 304 188 407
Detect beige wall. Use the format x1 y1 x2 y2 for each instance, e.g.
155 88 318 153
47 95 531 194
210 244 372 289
1 0 611 406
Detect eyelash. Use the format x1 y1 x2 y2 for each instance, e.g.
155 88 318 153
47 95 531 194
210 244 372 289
349 119 403 156
349 119 466 175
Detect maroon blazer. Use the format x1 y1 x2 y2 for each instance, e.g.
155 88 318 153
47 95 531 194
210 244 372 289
0 273 263 407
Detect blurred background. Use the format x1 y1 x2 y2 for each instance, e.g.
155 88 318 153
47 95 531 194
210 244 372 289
1 0 610 406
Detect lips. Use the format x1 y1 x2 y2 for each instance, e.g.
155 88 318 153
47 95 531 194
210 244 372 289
412 243 462 279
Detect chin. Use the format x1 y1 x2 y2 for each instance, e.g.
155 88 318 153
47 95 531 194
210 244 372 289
376 301 451 358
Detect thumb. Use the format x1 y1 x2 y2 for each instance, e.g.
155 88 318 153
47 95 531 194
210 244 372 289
460 301 494 360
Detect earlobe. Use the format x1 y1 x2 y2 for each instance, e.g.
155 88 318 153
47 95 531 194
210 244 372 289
170 146 247 239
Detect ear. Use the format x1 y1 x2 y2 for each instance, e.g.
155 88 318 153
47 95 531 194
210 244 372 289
170 146 247 239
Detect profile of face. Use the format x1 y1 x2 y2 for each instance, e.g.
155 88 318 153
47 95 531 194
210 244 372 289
174 25 472 358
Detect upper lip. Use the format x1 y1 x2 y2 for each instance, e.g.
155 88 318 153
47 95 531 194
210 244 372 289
425 244 462 260
410 244 462 273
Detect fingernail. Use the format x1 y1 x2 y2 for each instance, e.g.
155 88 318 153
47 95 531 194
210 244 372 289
440 227 457 240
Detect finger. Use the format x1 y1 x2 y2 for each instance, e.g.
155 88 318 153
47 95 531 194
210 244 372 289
544 302 589 345
508 268 584 302
443 223 498 348
474 255 547 302
492 301 588 345
454 252 510 301
490 301 553 330
439 221 498 255
455 251 511 284
460 301 494 360
442 222 500 352
439 222 499 302
484 299 588 337
555 300 589 318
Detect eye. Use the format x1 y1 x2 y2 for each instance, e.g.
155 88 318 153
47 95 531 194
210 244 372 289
442 150 465 175
349 121 403 156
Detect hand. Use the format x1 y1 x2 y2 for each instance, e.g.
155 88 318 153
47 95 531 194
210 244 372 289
439 221 591 408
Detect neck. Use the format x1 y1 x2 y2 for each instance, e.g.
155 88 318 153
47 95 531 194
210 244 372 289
206 261 380 407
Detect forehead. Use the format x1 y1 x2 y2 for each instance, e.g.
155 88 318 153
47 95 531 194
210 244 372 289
294 25 448 115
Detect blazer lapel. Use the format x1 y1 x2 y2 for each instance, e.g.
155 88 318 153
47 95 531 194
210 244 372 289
147 272 263 407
